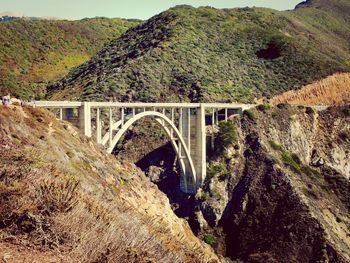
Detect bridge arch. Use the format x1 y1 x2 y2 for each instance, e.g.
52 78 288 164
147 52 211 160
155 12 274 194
104 111 197 192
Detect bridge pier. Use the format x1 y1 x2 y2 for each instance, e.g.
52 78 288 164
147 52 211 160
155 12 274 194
79 102 92 138
195 105 206 187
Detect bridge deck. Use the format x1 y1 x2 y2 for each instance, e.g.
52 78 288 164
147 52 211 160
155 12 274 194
35 101 254 110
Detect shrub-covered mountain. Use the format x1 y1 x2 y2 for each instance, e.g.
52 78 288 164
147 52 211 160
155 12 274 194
0 18 138 98
48 0 350 103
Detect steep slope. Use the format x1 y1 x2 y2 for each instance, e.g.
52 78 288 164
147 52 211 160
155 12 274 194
48 1 350 103
271 73 350 105
0 18 138 99
192 106 349 262
0 105 221 263
217 105 350 262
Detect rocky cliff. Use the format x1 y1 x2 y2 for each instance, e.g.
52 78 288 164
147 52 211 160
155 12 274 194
195 105 350 262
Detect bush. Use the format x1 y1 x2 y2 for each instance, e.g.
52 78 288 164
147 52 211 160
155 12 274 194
206 162 228 182
214 121 238 156
301 165 320 177
203 234 216 246
256 104 271 112
280 150 319 177
244 109 256 121
198 191 209 201
268 140 282 151
37 177 79 214
305 107 315 115
277 103 288 109
281 151 301 174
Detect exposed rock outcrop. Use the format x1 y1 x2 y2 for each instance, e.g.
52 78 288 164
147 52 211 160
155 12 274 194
199 105 350 262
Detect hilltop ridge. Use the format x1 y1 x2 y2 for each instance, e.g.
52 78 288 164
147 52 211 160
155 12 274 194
48 1 350 103
0 18 138 98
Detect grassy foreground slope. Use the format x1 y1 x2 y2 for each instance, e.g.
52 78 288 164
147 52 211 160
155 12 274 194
0 105 220 263
48 0 350 103
0 18 138 99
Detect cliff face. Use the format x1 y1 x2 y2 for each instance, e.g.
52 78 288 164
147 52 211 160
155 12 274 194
197 105 350 262
0 105 221 263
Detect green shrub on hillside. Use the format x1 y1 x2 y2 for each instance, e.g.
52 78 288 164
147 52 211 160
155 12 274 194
206 162 228 182
203 234 216 246
280 150 320 177
305 107 315 115
0 18 138 98
268 140 283 151
257 104 271 112
281 151 302 174
214 121 238 156
301 165 320 177
244 110 256 121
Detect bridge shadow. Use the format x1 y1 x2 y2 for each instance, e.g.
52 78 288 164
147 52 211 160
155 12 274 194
135 142 200 233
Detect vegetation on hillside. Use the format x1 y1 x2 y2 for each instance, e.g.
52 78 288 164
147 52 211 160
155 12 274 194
214 121 238 156
48 1 350 103
0 18 138 99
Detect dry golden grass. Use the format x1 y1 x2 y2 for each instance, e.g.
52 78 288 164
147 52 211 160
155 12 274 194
0 106 220 263
0 152 166 262
272 73 350 106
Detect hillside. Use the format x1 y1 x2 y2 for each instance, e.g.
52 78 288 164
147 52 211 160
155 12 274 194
0 105 221 263
271 73 350 105
48 0 350 103
1 103 349 262
0 18 138 99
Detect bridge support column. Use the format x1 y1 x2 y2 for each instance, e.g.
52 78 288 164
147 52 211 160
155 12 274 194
59 108 63 120
195 104 206 187
179 108 192 193
179 105 206 193
96 108 101 144
60 108 71 121
79 102 92 137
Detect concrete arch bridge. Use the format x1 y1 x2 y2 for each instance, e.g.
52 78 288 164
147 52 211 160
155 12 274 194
36 101 253 193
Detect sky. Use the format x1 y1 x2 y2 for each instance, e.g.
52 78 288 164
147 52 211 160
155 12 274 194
0 0 303 20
